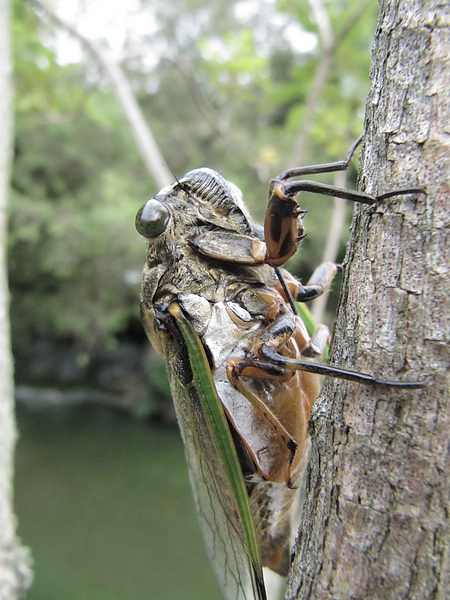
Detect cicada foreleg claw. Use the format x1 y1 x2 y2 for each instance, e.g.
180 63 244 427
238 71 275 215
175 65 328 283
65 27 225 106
263 135 426 267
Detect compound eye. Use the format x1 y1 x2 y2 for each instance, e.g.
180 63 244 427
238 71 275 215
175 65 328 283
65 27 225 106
135 198 170 238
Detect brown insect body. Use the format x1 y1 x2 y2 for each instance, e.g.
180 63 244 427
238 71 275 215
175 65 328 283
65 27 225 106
139 169 321 575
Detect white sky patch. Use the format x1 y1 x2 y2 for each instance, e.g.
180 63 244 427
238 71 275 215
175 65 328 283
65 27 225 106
234 0 317 55
47 0 317 65
51 0 159 64
234 0 270 22
199 36 233 63
284 23 317 53
57 0 128 49
52 33 83 65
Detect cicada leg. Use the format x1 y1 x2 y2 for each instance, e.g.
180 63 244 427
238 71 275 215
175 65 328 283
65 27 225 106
256 340 426 388
264 135 425 267
274 262 341 315
227 310 323 488
226 357 299 487
254 275 426 388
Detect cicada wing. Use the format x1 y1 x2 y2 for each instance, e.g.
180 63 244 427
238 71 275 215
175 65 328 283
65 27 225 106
174 381 263 600
166 309 267 600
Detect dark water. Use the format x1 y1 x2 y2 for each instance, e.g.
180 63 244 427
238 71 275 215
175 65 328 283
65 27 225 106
15 403 221 600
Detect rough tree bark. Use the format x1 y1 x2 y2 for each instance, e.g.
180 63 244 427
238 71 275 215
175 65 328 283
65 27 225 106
286 2 449 599
0 0 32 598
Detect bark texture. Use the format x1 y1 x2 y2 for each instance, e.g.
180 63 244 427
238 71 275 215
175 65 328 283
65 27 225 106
286 2 449 599
0 0 32 597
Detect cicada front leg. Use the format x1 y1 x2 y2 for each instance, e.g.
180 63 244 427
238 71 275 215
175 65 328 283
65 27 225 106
273 260 341 319
263 136 425 267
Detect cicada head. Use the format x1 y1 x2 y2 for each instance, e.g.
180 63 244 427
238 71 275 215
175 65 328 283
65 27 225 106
135 168 269 358
135 168 262 245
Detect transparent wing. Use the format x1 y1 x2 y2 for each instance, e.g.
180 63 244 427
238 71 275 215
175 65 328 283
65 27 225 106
167 306 266 600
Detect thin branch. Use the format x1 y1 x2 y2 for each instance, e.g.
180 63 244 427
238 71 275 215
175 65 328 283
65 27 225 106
288 0 373 167
289 0 372 325
31 0 173 188
309 0 334 50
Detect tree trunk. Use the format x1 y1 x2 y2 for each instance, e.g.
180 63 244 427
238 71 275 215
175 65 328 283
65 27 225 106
0 0 32 597
286 1 449 599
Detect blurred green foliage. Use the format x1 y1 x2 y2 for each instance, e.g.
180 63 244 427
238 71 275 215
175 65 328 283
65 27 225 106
9 0 378 353
15 404 222 599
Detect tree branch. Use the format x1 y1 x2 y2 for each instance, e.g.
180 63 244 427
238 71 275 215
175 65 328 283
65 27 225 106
288 0 373 167
0 0 33 595
32 0 173 188
291 0 373 323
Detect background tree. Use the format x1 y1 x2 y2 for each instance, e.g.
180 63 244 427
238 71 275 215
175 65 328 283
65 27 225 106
286 1 450 598
0 0 32 597
33 0 173 189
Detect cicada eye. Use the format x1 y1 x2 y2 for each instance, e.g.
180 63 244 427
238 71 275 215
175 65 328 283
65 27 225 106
135 198 170 238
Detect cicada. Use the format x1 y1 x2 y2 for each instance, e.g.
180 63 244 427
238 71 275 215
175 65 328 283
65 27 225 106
135 138 424 600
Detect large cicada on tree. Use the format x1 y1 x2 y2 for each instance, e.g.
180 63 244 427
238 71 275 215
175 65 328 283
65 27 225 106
135 153 425 599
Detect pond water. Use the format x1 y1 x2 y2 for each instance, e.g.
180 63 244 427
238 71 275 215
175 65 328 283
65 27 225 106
15 403 222 600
